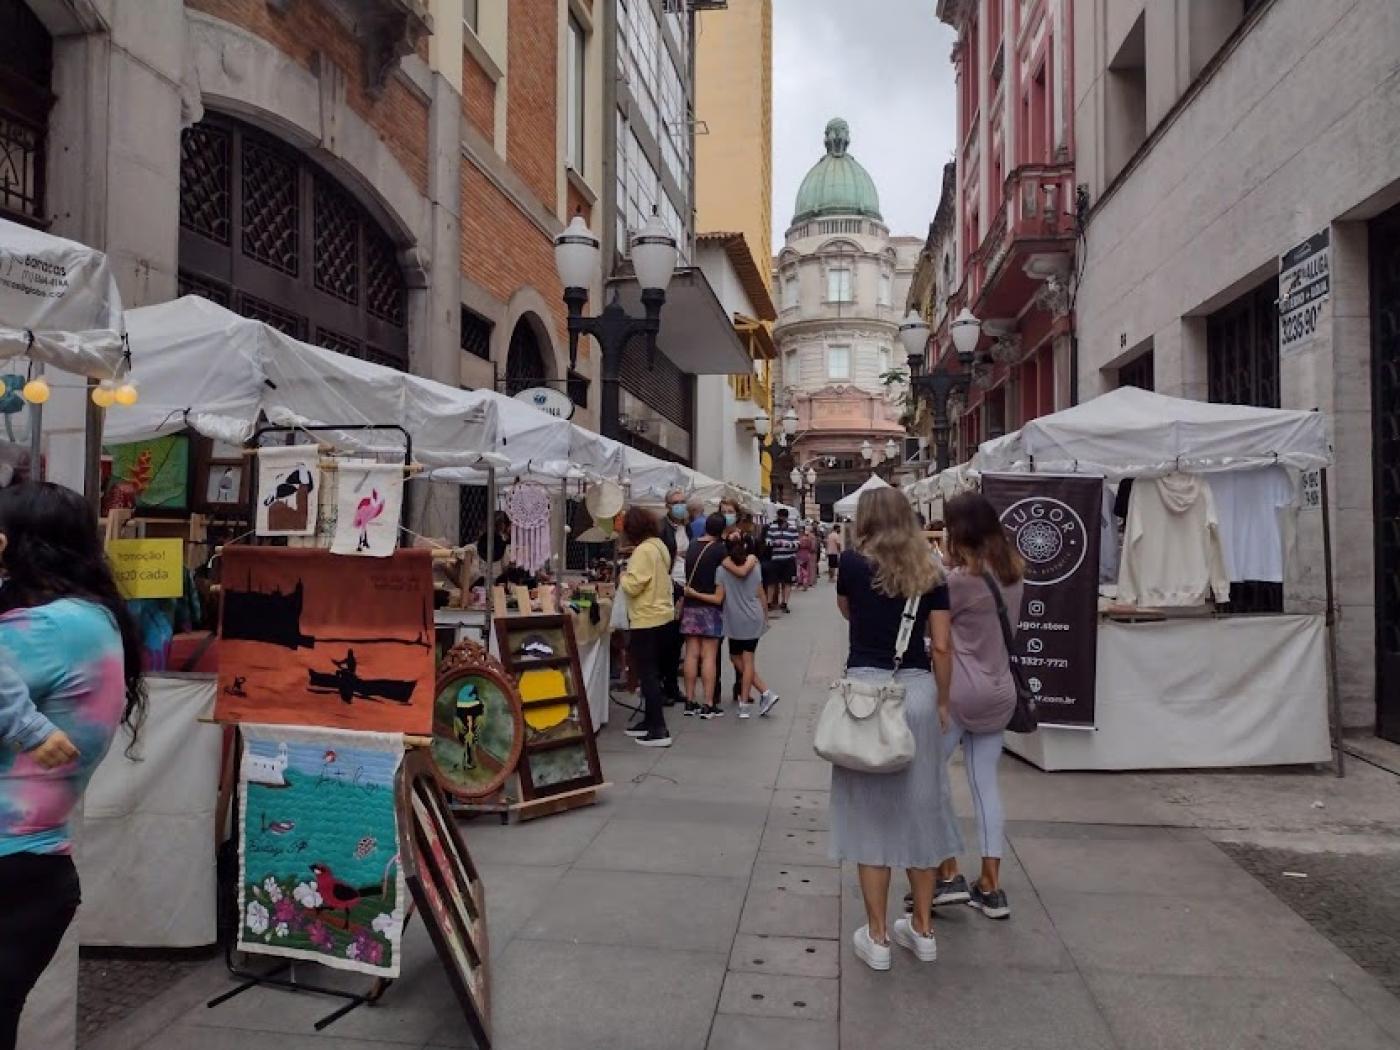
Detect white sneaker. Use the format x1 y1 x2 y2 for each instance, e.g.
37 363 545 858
738 702 753 719
758 691 781 717
852 925 891 971
892 916 938 962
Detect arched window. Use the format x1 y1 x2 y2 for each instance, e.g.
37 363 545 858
177 112 408 368
504 316 548 396
0 0 53 226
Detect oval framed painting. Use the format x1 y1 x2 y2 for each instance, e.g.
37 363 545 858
430 640 526 799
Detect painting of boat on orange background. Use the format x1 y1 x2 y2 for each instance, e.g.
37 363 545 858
215 546 435 734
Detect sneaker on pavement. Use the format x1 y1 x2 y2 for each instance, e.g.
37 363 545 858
892 917 938 962
683 701 701 717
623 724 650 738
738 702 753 719
852 925 891 972
968 882 1010 920
635 729 672 748
697 706 716 720
709 705 725 718
934 874 972 906
758 691 781 717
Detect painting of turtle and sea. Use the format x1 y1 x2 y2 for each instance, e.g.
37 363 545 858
215 547 435 734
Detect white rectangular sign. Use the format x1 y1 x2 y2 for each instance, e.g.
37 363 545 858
1279 229 1329 356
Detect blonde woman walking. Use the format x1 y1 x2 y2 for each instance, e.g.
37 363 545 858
831 488 961 971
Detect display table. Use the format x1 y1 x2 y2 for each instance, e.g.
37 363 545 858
1005 614 1331 771
80 673 223 947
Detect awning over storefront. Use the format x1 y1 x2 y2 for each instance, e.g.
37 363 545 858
608 267 752 375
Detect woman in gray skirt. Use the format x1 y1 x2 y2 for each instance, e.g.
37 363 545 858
831 487 961 971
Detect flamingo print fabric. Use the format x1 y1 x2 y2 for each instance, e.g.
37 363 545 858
237 723 407 977
331 461 403 557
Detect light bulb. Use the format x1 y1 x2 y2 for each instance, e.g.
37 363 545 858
92 383 117 408
114 382 139 406
21 378 50 405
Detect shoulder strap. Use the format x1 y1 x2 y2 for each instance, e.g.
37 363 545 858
981 571 1017 656
892 592 921 669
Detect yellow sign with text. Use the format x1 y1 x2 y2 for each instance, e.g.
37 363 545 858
107 539 184 600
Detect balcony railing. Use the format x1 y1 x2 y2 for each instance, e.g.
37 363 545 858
967 162 1075 304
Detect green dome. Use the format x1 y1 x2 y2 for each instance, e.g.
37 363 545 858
792 118 883 225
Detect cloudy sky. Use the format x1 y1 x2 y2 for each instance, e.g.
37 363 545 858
772 0 957 247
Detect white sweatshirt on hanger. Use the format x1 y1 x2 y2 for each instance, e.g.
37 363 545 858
1117 472 1230 608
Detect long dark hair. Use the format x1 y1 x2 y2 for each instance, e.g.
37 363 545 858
0 482 147 740
944 492 1024 585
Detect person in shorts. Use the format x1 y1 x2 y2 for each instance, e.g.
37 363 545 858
719 530 780 718
766 509 800 612
679 513 728 718
826 523 843 581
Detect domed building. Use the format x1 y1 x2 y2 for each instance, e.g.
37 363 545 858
773 118 922 517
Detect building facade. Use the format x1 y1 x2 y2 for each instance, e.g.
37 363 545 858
694 0 775 493
772 118 920 515
934 0 1076 462
1070 0 1400 737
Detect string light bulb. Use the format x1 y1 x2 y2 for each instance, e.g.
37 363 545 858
21 378 50 404
114 382 139 406
92 382 117 408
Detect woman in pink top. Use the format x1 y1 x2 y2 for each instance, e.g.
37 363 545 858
931 493 1024 923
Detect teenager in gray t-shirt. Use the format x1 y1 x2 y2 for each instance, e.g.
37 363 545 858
719 532 780 718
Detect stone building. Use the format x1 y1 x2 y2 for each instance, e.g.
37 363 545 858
772 118 920 515
1070 0 1400 737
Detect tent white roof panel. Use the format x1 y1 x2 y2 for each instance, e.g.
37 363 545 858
834 473 891 517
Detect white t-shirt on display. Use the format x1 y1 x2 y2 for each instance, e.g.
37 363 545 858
1207 467 1295 584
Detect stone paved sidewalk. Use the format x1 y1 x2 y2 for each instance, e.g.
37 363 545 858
82 586 1400 1050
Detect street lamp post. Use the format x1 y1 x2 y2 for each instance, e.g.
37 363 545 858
754 402 799 500
555 213 679 440
897 307 983 473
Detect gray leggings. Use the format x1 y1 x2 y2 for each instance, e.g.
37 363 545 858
942 725 1005 859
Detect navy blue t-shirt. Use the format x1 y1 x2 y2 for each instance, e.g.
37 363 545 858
836 550 949 671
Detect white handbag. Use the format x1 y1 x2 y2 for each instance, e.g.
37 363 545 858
814 593 920 773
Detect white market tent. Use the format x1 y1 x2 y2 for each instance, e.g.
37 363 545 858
976 385 1330 480
833 473 891 518
0 217 125 379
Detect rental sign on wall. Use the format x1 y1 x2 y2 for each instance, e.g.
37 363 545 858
1279 229 1330 357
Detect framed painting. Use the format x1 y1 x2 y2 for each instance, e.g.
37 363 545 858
215 547 435 734
236 724 407 977
194 436 250 515
397 751 490 1049
102 434 190 513
493 614 603 802
429 640 526 800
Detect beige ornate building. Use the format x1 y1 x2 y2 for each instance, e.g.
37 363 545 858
772 118 921 513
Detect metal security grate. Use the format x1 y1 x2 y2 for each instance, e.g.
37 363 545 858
241 136 299 275
313 177 360 304
0 1 51 226
236 293 306 340
366 226 405 325
1207 278 1279 409
1118 350 1154 391
314 327 362 359
1372 204 1400 741
461 307 493 361
620 332 689 429
177 270 231 307
178 123 232 245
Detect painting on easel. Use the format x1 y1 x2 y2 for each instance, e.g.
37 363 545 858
429 640 525 800
215 547 435 734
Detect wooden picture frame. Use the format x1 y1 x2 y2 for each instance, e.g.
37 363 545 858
429 640 526 800
396 752 490 1048
193 436 251 515
493 614 604 803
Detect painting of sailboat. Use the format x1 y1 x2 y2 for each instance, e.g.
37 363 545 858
215 547 434 733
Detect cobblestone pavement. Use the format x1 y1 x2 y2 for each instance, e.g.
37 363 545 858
77 951 214 1047
1219 843 1400 997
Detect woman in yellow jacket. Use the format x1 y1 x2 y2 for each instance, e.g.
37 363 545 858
619 507 675 747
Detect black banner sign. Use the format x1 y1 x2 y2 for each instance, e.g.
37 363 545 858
982 474 1102 727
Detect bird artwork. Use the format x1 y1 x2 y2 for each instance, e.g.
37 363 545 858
256 448 319 536
452 682 486 770
353 488 386 552
310 862 384 929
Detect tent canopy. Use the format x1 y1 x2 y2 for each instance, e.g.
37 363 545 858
112 297 505 470
977 386 1332 481
834 473 891 518
0 217 125 379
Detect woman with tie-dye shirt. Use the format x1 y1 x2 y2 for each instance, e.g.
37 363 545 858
0 483 145 1049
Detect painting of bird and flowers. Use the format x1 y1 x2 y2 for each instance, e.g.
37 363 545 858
237 724 407 977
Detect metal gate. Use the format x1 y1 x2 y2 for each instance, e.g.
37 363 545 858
1371 205 1400 742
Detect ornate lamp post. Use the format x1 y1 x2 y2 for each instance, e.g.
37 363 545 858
897 307 983 473
555 212 678 439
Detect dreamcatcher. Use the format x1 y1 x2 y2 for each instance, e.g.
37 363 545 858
505 481 552 573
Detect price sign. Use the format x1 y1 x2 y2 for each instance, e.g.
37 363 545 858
1279 230 1329 356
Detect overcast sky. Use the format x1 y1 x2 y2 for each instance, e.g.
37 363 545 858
772 0 957 249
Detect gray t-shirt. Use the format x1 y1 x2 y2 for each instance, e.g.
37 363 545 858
719 559 766 641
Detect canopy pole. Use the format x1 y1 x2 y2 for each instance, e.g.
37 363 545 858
485 467 497 636
84 379 102 513
558 478 567 579
27 361 42 482
1320 467 1345 778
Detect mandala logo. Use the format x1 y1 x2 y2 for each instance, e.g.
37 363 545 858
998 496 1087 586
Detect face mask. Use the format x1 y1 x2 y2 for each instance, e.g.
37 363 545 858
723 513 737 527
669 504 687 520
